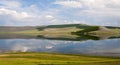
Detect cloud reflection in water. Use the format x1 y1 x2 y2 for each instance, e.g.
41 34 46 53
0 39 120 56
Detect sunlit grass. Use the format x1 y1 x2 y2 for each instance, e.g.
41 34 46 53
0 52 120 65
5 27 81 38
0 26 120 38
90 29 120 36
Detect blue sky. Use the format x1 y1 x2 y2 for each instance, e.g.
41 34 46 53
0 0 120 26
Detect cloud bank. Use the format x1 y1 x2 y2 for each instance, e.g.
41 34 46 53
0 0 119 26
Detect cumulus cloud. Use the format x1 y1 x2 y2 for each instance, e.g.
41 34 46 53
53 0 120 26
45 15 55 20
54 0 120 9
54 0 120 15
0 0 67 26
0 0 119 26
0 8 34 19
0 0 21 9
54 0 82 8
0 8 65 26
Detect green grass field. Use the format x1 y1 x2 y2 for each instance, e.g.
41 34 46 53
90 29 120 36
0 52 120 65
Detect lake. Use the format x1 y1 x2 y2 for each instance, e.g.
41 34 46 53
0 35 120 57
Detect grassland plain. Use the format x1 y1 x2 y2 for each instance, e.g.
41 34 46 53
0 52 120 65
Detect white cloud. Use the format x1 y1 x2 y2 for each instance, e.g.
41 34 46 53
54 0 120 16
0 8 64 26
0 8 35 19
54 0 120 9
77 8 120 17
45 15 55 20
0 0 21 9
54 0 82 8
0 0 119 26
53 0 120 26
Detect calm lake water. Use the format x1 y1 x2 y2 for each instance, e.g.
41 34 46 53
0 35 120 56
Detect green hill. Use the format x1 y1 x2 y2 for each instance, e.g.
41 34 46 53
0 24 120 40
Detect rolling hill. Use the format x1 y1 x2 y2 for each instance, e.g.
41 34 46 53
0 24 120 40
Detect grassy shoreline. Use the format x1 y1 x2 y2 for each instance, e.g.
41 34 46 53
0 52 120 65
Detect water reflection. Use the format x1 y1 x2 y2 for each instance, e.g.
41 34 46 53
0 34 120 56
37 35 100 41
0 34 120 41
0 38 120 56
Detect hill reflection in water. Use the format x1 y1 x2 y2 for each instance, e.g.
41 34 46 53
0 34 120 41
